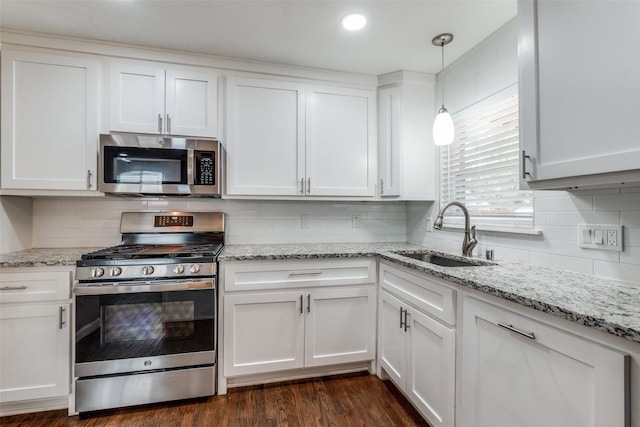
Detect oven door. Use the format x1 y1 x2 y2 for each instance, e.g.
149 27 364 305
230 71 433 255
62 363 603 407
74 279 215 377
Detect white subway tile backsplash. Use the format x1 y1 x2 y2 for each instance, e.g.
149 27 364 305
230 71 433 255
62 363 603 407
534 194 593 212
529 252 593 275
32 198 407 248
545 211 620 226
594 260 640 283
593 193 640 211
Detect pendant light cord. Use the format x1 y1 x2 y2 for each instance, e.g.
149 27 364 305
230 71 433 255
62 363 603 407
441 38 445 108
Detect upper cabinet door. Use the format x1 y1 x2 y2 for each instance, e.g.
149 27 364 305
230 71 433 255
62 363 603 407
1 49 99 191
519 0 640 189
109 62 218 137
165 69 218 138
306 86 376 197
109 63 165 134
225 77 305 196
377 85 402 197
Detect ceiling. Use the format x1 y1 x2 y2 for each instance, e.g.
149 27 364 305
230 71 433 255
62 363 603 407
0 0 517 76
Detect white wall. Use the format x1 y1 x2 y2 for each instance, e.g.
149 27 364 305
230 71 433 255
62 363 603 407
408 18 640 284
31 198 406 248
0 196 33 253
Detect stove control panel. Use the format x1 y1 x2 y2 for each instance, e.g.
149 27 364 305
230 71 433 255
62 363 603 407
75 262 216 283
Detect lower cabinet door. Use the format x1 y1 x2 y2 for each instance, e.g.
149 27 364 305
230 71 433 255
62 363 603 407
224 291 304 376
378 290 407 388
0 303 70 402
406 307 455 427
461 297 629 427
304 286 375 367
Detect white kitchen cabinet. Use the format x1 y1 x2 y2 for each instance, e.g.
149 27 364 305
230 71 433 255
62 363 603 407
225 77 304 196
378 263 456 427
460 296 629 427
222 259 376 379
110 62 218 137
224 286 375 377
223 291 305 375
305 86 376 197
377 72 436 200
1 49 99 191
0 271 71 405
518 0 640 189
224 77 375 198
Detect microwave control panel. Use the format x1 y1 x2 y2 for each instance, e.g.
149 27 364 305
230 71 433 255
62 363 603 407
194 151 216 185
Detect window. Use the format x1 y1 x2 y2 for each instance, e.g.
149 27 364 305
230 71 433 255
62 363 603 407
439 85 533 229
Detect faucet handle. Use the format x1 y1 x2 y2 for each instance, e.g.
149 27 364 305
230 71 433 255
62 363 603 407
471 225 476 240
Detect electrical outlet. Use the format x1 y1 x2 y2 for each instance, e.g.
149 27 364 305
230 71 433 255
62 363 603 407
578 224 623 252
426 218 433 232
301 214 310 229
352 215 361 228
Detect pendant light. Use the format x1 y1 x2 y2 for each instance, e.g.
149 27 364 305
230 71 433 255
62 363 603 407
432 33 454 146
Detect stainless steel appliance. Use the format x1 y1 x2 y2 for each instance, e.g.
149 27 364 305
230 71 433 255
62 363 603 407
98 133 221 197
73 211 224 413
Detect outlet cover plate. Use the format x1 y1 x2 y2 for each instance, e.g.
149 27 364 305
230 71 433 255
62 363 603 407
578 224 623 252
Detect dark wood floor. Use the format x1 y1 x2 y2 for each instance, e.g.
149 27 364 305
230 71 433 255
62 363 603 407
1 373 429 427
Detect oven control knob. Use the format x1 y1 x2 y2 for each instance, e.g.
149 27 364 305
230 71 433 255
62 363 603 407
173 264 185 274
142 265 155 275
189 264 201 274
110 267 122 277
91 267 104 278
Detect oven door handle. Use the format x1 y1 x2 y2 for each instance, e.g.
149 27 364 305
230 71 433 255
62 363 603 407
73 280 214 295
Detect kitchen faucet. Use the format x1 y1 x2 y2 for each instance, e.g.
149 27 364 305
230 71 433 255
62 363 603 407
433 201 477 257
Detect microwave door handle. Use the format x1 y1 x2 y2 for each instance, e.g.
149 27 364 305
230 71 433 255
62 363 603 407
187 149 195 185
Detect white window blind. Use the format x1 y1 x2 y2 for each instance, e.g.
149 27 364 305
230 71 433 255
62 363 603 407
439 85 533 229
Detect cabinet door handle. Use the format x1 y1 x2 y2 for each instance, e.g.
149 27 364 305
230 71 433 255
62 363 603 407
380 178 384 195
307 294 311 313
299 295 303 315
521 150 532 179
158 113 163 133
87 170 93 189
399 307 405 329
307 178 311 194
59 306 66 329
300 178 304 194
166 114 171 134
498 322 536 340
0 286 28 290
403 310 410 332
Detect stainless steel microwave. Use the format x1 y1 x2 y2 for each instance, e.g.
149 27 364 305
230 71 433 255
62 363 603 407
98 134 221 197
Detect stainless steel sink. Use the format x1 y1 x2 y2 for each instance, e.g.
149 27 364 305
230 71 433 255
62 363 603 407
400 253 486 267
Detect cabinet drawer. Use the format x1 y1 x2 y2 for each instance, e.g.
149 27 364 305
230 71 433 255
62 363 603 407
379 263 456 326
0 271 70 303
223 259 376 291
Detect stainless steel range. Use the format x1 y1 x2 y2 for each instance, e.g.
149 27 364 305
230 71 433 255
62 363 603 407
73 211 224 413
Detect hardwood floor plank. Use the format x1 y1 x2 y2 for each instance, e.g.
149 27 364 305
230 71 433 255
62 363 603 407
0 373 429 427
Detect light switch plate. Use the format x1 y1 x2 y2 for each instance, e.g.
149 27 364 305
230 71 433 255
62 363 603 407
578 224 623 252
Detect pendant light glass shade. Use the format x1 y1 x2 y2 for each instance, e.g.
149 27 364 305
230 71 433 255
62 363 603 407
433 106 455 146
432 33 454 146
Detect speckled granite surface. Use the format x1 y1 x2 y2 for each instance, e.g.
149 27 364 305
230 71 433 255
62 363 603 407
0 248 99 268
2 243 639 344
220 243 640 344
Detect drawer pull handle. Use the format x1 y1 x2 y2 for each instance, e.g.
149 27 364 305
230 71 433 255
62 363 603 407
299 295 303 315
288 272 322 277
0 286 28 290
498 322 535 340
307 294 311 313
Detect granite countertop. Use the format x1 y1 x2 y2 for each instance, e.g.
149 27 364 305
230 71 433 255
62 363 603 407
2 243 639 344
220 242 640 344
0 247 99 268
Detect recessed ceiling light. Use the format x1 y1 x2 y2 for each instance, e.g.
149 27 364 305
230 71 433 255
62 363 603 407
341 13 366 31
